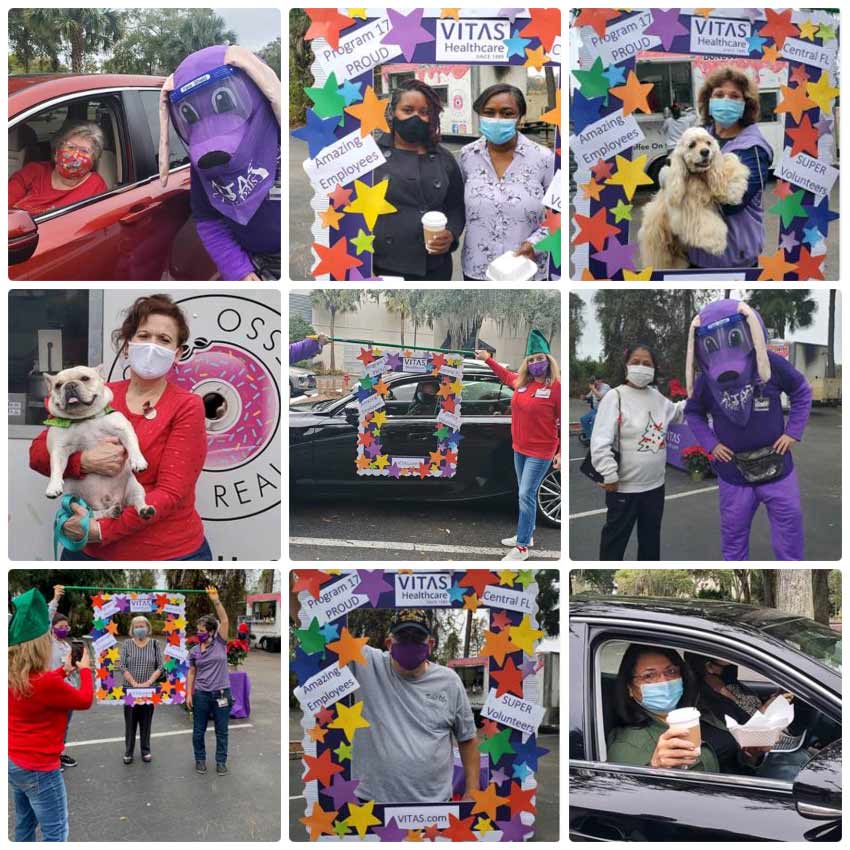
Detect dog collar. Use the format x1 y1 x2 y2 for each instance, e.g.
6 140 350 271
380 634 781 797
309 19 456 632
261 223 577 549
43 405 116 429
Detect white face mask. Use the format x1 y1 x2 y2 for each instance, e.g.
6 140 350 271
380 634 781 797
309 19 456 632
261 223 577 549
627 364 655 388
128 342 175 379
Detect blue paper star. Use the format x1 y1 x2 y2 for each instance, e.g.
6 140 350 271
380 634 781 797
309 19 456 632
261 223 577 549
320 622 340 642
291 646 323 684
802 195 839 238
337 79 363 106
445 431 465 447
448 582 467 603
603 63 626 87
803 224 824 246
746 32 767 54
570 88 604 134
503 27 531 59
511 734 550 771
290 109 340 158
354 386 372 402
512 760 532 780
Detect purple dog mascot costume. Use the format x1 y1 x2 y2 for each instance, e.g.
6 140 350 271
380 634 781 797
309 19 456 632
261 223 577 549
159 45 281 280
684 299 812 560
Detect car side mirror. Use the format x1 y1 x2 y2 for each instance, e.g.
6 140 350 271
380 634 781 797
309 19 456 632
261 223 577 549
792 739 841 820
9 209 39 265
343 405 359 426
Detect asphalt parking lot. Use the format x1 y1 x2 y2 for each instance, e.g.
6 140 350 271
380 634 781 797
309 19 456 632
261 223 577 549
569 402 841 561
10 649 281 842
289 499 561 561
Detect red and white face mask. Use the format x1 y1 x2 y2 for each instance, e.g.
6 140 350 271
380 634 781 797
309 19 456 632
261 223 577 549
55 146 94 180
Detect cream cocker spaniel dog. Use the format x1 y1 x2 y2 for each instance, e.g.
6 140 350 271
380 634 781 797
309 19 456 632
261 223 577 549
638 127 750 269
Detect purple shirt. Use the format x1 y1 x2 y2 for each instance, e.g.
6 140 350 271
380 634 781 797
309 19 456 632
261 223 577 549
189 632 230 692
289 338 320 365
458 133 555 280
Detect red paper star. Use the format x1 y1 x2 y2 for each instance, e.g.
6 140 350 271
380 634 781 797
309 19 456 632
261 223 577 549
787 114 819 157
508 781 537 817
591 158 615 180
444 450 458 464
442 396 456 414
491 610 512 631
357 431 375 447
356 347 375 365
304 8 356 50
441 813 477 842
794 247 825 281
574 9 619 38
92 594 105 608
481 718 501 739
150 692 162 705
172 679 185 694
490 657 524 698
760 8 798 49
774 180 793 200
167 632 181 646
430 353 446 371
310 238 364 281
315 706 335 726
543 209 561 233
303 748 345 787
790 64 810 87
574 208 620 252
292 570 332 601
459 570 500 597
328 184 353 210
97 666 109 680
424 824 441 841
418 462 432 479
155 593 169 610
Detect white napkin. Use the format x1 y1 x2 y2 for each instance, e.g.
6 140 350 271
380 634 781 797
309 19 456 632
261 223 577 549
725 695 795 748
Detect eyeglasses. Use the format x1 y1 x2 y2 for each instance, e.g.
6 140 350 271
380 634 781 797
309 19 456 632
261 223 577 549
60 144 94 156
632 665 680 685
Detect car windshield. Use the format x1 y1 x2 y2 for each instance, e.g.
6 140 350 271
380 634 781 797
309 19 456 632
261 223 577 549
760 618 842 672
290 397 343 412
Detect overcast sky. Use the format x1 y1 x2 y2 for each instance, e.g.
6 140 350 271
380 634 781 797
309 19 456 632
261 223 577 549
213 8 281 51
574 289 842 363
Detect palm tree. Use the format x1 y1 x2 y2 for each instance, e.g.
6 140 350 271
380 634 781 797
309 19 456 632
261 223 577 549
826 289 836 379
745 290 816 338
45 9 125 73
310 290 363 371
380 290 412 346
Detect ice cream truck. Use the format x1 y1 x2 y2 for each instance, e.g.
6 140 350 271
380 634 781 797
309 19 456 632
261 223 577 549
245 592 282 652
8 289 281 560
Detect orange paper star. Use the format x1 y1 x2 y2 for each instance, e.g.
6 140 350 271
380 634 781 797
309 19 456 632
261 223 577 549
320 205 345 230
459 570 500 597
293 570 332 600
463 592 480 612
775 83 816 123
469 782 508 820
344 85 390 137
574 9 620 38
761 43 780 63
300 801 339 840
305 8 356 50
760 8 798 49
523 45 549 72
757 248 796 281
580 179 604 201
405 828 424 841
310 237 364 280
326 626 369 667
440 8 460 19
307 724 328 743
105 621 118 635
481 628 520 666
539 89 561 129
609 70 653 116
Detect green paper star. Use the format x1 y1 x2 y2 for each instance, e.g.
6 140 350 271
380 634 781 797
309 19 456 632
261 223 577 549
817 22 836 42
479 727 515 765
359 375 373 390
433 425 450 439
333 818 351 837
163 658 177 672
295 617 327 655
351 228 375 255
305 72 346 120
572 57 610 100
334 741 353 762
515 569 535 590
535 227 561 268
94 618 107 630
611 199 633 223
768 189 809 228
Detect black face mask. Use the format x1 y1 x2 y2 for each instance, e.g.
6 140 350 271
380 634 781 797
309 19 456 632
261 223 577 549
394 114 430 144
709 661 738 684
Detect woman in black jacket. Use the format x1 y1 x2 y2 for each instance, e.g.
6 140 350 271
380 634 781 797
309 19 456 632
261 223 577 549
372 79 465 280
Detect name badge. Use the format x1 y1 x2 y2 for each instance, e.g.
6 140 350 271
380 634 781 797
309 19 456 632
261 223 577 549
517 386 528 393
534 388 551 399
754 396 770 412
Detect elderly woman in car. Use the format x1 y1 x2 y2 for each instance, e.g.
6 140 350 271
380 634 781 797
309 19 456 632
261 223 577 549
607 644 770 773
9 122 107 215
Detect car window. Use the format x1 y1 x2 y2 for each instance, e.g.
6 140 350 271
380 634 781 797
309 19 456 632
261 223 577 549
384 378 438 418
139 90 190 171
462 378 512 416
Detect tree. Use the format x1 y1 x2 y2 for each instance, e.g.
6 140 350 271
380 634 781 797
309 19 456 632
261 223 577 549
290 315 316 342
289 9 314 126
745 290 816 338
614 569 694 597
258 36 281 78
812 570 831 626
44 9 126 73
569 292 585 361
310 290 362 371
536 570 559 636
379 290 414 346
826 289 836 379
163 569 246 633
775 570 814 619
569 569 615 596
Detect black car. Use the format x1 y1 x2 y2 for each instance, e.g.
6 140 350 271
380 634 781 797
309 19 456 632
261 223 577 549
570 595 841 842
290 361 560 526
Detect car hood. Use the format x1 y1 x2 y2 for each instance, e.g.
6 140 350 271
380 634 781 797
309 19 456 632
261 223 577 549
289 366 316 377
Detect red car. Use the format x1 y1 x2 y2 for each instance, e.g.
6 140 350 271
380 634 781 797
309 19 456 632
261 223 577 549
9 73 217 280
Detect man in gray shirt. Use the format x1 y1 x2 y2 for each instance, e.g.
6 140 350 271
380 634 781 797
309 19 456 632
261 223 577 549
349 609 479 803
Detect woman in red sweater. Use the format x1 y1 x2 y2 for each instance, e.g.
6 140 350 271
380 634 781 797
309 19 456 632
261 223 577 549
9 588 94 841
30 294 210 560
476 330 561 561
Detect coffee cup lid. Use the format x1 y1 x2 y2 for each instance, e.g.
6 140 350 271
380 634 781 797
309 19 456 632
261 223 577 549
666 706 700 724
421 211 447 227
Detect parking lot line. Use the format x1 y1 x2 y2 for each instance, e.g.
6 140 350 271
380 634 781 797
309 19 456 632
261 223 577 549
64 724 254 747
570 485 719 519
289 537 561 559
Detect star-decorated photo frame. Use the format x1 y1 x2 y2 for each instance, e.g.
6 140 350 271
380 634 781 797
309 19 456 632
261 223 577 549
290 8 561 281
570 8 839 281
353 345 464 478
90 592 188 706
292 569 553 842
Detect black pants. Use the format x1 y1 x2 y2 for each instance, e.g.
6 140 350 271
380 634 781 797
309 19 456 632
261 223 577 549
599 485 665 561
374 254 452 281
124 704 155 756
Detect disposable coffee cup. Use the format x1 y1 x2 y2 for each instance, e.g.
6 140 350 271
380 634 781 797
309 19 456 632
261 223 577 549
666 706 701 756
421 211 448 254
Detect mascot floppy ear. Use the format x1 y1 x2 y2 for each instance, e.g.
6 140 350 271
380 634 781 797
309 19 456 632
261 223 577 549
158 74 176 187
738 302 771 384
685 315 701 399
224 45 281 125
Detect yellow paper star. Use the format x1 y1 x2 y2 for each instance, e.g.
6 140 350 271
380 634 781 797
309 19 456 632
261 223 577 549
320 205 345 230
475 816 495 835
307 724 328 743
498 569 517 587
173 615 187 630
762 43 779 62
798 18 819 40
605 153 653 201
374 454 390 470
623 266 654 280
509 614 544 654
372 410 387 428
523 45 549 72
328 699 371 743
441 8 460 19
346 800 381 837
463 592 480 612
806 70 839 115
580 179 603 201
539 90 561 129
111 686 125 700
450 378 464 394
106 646 120 662
344 178 397 231
347 8 367 19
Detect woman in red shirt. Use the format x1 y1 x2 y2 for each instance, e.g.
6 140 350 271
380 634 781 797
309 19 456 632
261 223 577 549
9 122 108 215
9 588 95 841
30 294 211 560
476 330 561 561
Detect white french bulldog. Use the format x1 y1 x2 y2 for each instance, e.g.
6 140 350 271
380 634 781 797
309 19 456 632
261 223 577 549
44 365 156 521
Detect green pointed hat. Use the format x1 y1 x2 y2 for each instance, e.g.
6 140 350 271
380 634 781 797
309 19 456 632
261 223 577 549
526 329 551 356
9 588 50 647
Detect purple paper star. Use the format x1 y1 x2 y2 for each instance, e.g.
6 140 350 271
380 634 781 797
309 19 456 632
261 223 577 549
385 351 403 370
103 675 115 690
382 8 435 61
644 8 688 50
498 8 525 22
115 595 130 613
388 462 401 478
172 691 185 704
490 765 509 785
519 656 537 679
779 231 800 252
440 463 454 478
815 115 834 135
347 267 381 282
496 815 534 841
591 236 638 278
354 569 393 606
320 774 361 810
124 694 135 707
373 816 407 842
365 443 381 459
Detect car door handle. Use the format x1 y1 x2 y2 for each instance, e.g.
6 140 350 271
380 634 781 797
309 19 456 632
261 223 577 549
119 201 162 225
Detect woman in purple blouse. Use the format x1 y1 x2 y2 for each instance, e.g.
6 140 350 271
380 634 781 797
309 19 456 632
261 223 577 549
458 85 556 281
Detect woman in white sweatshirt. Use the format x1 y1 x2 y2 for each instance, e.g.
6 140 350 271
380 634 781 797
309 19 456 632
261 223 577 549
590 343 686 560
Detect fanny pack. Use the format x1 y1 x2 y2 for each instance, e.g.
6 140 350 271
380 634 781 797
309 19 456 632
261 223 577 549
733 447 785 484
580 389 621 484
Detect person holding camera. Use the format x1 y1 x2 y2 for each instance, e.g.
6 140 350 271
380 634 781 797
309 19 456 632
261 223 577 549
9 588 95 841
119 615 163 764
47 584 82 769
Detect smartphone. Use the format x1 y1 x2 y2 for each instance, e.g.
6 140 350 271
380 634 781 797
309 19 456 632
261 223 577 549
70 640 84 665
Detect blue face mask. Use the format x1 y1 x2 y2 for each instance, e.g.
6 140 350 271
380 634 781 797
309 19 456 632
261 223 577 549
709 98 745 127
480 117 518 144
637 677 684 713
